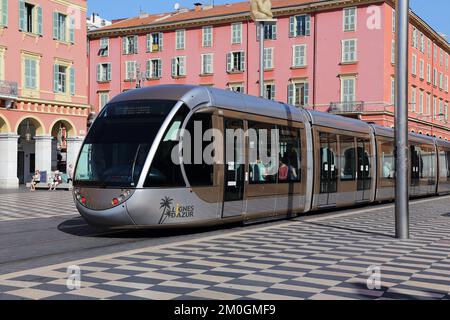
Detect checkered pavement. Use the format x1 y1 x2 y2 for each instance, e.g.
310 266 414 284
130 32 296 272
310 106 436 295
0 196 450 300
0 191 76 222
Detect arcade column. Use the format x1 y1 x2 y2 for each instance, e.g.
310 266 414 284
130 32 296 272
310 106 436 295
0 133 19 189
35 135 53 180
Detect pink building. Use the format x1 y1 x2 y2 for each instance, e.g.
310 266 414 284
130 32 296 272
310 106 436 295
0 0 89 188
87 0 449 139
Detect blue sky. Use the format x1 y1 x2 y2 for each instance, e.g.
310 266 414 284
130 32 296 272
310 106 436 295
87 0 449 40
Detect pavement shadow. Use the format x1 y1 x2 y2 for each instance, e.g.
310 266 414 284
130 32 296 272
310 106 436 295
347 281 444 300
303 220 395 239
57 216 242 239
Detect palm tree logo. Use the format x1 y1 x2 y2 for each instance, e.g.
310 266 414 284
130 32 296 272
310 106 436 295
158 196 173 224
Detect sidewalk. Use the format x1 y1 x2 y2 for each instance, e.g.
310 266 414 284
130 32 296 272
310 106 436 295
0 195 449 300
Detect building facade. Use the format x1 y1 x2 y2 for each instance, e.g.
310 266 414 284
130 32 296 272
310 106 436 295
87 0 449 139
0 0 89 188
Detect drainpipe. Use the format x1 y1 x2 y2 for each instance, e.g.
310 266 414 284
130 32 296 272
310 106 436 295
312 13 317 110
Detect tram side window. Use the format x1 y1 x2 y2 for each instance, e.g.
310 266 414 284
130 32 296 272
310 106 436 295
144 105 190 187
421 146 435 181
447 150 450 180
278 127 301 183
184 112 214 186
438 149 447 179
340 135 356 181
380 140 395 179
248 121 277 184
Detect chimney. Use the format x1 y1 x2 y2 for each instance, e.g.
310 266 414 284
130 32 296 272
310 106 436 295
194 2 202 11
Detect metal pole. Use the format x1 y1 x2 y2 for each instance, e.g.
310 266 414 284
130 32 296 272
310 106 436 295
395 0 410 239
259 21 265 97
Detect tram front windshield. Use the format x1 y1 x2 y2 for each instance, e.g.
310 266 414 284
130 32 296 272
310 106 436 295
74 99 177 188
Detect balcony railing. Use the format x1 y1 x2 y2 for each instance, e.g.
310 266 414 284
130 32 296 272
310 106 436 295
329 101 365 114
0 80 18 99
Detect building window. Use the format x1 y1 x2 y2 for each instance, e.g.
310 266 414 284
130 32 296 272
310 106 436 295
98 38 109 57
439 73 443 90
264 47 274 70
391 77 395 105
125 61 136 80
231 23 242 44
171 56 186 77
288 81 309 107
427 63 431 83
289 14 311 37
433 44 437 62
420 32 424 52
229 83 244 93
98 92 109 110
201 53 213 75
411 54 417 75
293 44 307 67
54 64 67 93
96 63 111 82
341 77 356 105
411 87 416 112
175 29 185 50
202 26 213 47
427 39 431 59
264 83 276 100
146 32 163 52
391 40 395 64
446 53 449 71
419 59 424 79
440 50 444 66
122 35 138 55
419 90 424 114
0 0 8 28
426 93 431 115
433 68 437 86
19 1 42 35
24 58 37 89
343 7 356 32
257 23 277 40
445 75 449 92
433 96 437 116
392 9 395 33
342 39 357 63
226 51 245 73
146 59 162 79
439 99 444 116
411 27 417 48
53 12 73 43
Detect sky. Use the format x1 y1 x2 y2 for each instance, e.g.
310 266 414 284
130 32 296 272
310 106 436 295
87 0 450 40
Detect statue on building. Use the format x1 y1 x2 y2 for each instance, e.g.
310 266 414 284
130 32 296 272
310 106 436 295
250 0 273 21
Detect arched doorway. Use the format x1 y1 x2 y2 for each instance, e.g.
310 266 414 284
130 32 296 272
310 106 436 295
50 120 75 174
16 117 44 185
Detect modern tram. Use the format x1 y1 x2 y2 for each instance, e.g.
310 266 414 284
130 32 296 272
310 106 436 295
73 85 450 229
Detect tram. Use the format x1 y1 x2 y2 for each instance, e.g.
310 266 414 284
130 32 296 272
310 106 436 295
73 85 450 229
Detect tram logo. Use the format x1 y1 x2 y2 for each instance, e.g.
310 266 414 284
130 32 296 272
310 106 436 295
158 196 194 224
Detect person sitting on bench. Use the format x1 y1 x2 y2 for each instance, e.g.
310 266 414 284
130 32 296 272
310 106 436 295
49 171 62 191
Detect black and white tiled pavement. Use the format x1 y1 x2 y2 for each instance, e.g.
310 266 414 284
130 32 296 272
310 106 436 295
0 191 76 222
1 196 450 300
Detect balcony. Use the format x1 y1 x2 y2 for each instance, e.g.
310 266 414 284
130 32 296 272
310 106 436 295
0 80 18 100
329 101 365 114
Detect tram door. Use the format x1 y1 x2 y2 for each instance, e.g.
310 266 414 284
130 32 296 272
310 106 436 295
410 145 421 196
222 118 246 218
318 132 338 206
356 138 372 202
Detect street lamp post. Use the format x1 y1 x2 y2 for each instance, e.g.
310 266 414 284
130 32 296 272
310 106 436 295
395 0 410 239
259 21 265 97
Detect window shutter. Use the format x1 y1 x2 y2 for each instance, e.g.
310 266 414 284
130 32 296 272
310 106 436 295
256 24 260 41
107 64 111 81
53 64 59 92
288 84 294 105
272 24 277 40
171 58 176 77
146 60 151 78
272 84 276 100
146 34 151 52
122 37 127 54
305 15 311 36
180 57 186 75
157 60 162 78
226 53 232 72
96 64 101 82
289 16 295 37
30 60 36 88
70 67 75 96
304 82 310 106
158 32 163 50
240 51 245 71
134 35 138 54
69 17 75 43
53 11 58 39
1 0 8 27
36 6 43 35
19 0 26 31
